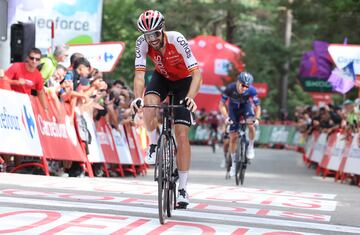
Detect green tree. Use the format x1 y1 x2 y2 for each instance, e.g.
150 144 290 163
101 0 144 84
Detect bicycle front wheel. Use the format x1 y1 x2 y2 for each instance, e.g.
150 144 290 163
239 161 246 185
156 135 169 224
239 138 247 185
166 136 177 217
235 137 247 186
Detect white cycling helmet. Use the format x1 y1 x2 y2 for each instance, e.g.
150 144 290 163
137 10 165 33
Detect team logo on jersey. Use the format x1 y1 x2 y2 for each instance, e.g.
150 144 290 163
135 36 146 58
176 36 192 59
154 55 169 78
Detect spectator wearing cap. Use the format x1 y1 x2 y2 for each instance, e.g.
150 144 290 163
3 48 49 114
39 44 69 85
63 57 91 91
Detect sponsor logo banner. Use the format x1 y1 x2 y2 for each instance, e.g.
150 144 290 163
0 89 42 156
96 118 119 164
8 0 103 49
113 126 133 164
30 96 86 161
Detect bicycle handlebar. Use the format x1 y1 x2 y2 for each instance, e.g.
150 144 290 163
141 104 186 109
131 103 196 124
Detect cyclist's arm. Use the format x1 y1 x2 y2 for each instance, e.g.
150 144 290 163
219 100 228 118
219 91 229 118
186 68 202 99
219 85 231 118
134 35 148 98
251 91 261 120
133 70 145 98
254 104 261 120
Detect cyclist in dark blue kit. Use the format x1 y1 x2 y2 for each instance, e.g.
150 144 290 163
219 72 261 177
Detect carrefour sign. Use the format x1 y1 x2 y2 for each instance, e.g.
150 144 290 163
0 89 43 156
328 44 360 75
64 42 125 72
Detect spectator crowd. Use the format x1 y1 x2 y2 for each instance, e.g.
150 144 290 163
0 45 135 177
293 99 360 185
294 100 360 143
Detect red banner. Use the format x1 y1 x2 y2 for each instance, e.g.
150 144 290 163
30 96 87 162
123 124 142 165
309 92 333 105
95 118 120 164
253 83 268 98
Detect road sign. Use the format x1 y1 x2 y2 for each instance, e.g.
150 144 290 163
64 42 125 73
328 44 360 75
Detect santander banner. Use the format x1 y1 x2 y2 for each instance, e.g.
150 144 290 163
0 89 43 156
96 118 120 164
30 96 87 162
113 125 133 164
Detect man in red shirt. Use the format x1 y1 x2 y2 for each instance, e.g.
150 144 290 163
3 48 49 114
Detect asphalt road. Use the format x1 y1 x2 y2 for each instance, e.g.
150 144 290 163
0 145 359 234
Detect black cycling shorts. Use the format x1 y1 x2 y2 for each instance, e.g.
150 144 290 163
145 71 193 127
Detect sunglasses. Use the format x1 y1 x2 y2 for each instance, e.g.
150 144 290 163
239 83 249 89
28 56 41 62
144 30 162 40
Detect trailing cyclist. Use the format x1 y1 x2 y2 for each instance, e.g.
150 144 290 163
219 72 261 177
130 10 202 208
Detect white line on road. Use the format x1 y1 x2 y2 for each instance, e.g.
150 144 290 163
0 196 358 234
0 206 320 235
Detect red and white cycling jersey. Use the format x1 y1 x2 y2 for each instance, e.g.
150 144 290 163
135 31 199 81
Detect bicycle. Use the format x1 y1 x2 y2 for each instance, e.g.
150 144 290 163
137 94 185 224
235 121 250 186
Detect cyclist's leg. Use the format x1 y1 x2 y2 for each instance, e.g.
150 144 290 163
144 71 169 164
244 103 256 159
220 131 229 168
171 76 192 207
228 104 240 176
223 134 230 164
174 124 191 184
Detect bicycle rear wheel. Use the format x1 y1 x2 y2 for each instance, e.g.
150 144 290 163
156 135 169 224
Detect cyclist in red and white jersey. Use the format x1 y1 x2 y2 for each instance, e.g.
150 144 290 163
130 10 202 208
